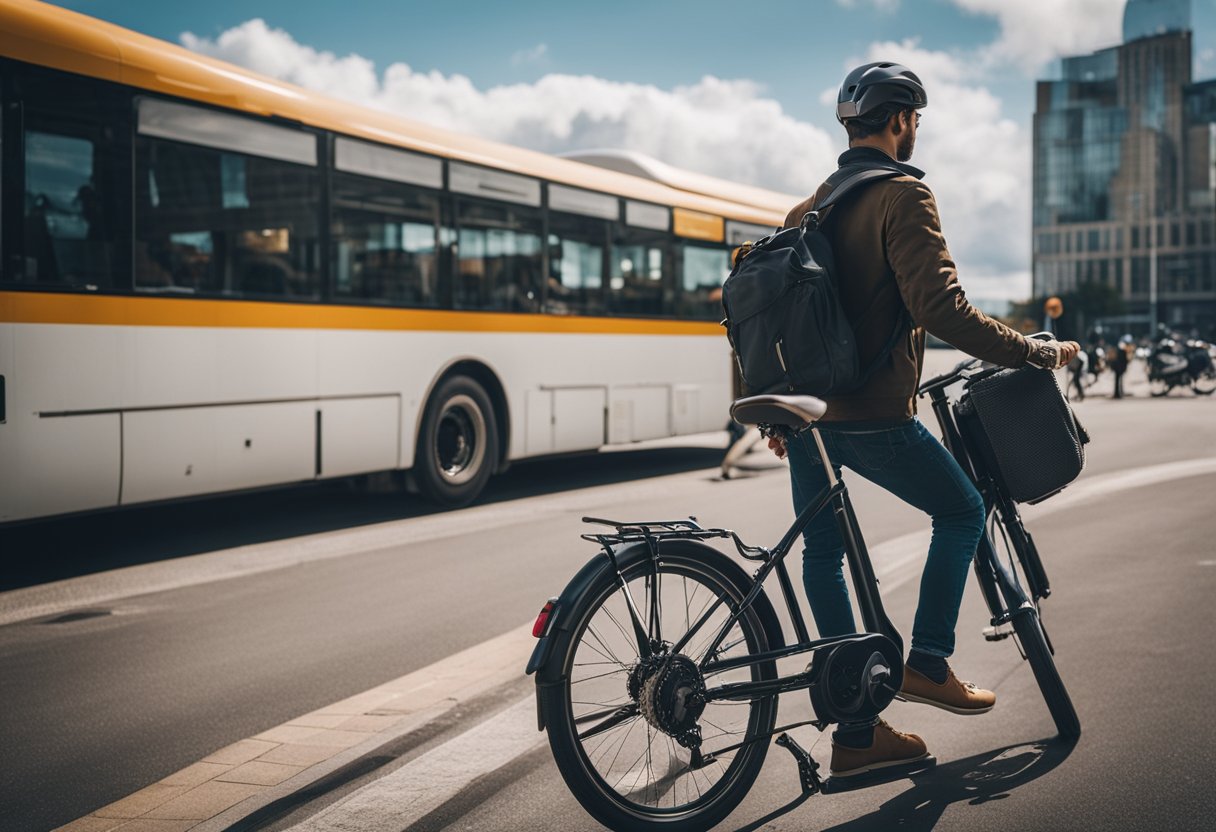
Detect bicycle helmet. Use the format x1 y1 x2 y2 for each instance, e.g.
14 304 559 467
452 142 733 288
836 62 928 124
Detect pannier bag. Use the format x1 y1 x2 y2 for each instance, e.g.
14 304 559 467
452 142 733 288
955 366 1090 504
721 165 907 396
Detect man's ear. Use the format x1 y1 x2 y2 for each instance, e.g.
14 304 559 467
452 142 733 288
889 111 903 136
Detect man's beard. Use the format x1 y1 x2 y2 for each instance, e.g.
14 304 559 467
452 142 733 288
896 130 916 162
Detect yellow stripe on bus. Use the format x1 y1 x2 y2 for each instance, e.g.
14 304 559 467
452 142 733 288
0 292 725 336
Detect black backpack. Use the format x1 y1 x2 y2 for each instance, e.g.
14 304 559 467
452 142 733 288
721 164 910 396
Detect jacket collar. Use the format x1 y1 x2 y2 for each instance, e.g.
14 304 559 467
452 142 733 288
838 146 925 180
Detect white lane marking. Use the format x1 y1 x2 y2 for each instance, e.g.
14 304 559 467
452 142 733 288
1199 560 1216 567
287 697 543 832
868 456 1216 593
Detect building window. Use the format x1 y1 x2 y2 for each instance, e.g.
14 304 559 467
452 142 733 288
1131 226 1140 249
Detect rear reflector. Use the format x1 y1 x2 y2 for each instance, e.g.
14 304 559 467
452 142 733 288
532 599 558 638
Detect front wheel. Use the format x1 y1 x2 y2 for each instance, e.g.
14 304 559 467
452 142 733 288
1192 370 1216 396
1012 609 1081 740
1148 374 1173 397
540 545 779 831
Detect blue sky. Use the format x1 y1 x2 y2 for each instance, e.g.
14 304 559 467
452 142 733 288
46 1 1216 302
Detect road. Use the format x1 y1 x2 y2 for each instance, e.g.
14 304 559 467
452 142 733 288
2 356 1214 832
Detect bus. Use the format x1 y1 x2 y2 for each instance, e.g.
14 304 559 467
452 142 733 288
0 0 799 523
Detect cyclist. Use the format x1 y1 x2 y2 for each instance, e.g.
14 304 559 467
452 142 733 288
771 62 1079 780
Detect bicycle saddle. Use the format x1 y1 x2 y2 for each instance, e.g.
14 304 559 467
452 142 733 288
730 394 827 427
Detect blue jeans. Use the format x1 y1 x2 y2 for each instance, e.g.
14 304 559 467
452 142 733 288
787 419 986 658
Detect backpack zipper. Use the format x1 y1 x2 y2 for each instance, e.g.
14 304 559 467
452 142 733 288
775 339 789 373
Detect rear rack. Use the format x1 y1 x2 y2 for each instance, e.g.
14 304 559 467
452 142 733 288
581 516 770 562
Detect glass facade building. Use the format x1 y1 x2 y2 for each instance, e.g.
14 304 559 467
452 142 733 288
1032 0 1216 335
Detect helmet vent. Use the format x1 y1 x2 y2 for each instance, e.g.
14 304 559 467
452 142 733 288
847 85 857 93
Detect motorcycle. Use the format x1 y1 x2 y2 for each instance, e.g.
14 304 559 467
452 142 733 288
1148 337 1216 396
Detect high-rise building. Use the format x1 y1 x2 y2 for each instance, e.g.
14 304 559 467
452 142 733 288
1032 0 1216 336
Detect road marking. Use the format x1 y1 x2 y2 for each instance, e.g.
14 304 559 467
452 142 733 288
287 698 543 832
1199 560 1216 567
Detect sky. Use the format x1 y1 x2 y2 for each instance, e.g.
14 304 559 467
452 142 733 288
46 0 1216 304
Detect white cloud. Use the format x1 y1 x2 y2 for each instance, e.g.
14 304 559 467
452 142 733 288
180 20 1035 301
859 39 1031 300
949 0 1125 73
180 19 836 199
510 43 548 67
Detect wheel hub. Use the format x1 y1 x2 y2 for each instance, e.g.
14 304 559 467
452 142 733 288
637 654 706 748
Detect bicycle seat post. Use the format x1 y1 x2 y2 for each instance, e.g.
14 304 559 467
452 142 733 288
810 427 838 487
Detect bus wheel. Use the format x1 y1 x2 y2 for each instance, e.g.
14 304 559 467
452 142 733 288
415 375 499 507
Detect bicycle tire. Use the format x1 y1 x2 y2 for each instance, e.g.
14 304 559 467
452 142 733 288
540 545 778 832
1012 609 1081 740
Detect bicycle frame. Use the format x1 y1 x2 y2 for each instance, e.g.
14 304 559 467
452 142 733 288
583 425 904 719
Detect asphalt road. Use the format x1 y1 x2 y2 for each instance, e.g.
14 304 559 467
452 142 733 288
2 358 1214 832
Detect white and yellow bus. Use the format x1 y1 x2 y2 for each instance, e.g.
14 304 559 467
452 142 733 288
0 0 798 523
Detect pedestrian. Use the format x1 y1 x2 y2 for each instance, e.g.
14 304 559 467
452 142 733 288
769 62 1079 781
1110 334 1133 398
1068 349 1088 401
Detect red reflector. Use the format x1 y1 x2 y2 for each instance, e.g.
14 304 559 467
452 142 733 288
532 600 556 638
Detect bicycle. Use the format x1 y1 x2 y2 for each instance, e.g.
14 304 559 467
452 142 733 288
526 358 1081 831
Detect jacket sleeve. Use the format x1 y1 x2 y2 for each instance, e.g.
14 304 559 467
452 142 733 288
885 181 1031 368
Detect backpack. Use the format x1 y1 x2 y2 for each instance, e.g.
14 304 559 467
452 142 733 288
721 164 910 397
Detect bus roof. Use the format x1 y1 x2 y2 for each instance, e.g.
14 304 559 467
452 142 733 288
1 0 795 229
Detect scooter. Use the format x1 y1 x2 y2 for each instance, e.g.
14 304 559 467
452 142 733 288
1148 337 1216 396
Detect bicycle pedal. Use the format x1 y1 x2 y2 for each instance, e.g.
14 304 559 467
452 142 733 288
774 733 822 796
982 625 1013 642
821 755 936 794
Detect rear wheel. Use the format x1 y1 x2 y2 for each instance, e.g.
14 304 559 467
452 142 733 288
1148 374 1173 397
414 375 498 506
541 546 778 831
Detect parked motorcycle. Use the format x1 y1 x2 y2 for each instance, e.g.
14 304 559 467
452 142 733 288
1148 337 1216 396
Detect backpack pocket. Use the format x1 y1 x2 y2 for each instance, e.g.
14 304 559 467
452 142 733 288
781 276 859 395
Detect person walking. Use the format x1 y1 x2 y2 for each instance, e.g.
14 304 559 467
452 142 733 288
769 62 1079 780
1110 334 1133 398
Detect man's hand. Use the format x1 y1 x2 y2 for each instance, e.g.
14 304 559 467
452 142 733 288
768 435 787 460
1027 339 1082 370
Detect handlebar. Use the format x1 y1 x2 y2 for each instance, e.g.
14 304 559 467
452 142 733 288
917 333 1057 397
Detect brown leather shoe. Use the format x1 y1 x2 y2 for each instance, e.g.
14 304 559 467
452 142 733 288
830 719 930 778
900 665 996 715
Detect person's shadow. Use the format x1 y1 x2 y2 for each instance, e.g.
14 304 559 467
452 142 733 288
734 736 1076 832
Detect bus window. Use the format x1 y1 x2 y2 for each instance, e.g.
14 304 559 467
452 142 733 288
135 135 320 300
547 213 607 316
331 172 441 307
609 228 668 317
680 243 730 320
9 72 127 289
454 201 542 313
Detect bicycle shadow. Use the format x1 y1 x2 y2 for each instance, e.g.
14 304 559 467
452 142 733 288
733 736 1076 832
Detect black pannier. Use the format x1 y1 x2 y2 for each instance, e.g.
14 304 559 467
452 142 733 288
954 366 1090 504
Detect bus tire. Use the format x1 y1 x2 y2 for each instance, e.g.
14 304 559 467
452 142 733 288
414 375 498 507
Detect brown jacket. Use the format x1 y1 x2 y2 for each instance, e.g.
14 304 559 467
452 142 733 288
783 147 1031 423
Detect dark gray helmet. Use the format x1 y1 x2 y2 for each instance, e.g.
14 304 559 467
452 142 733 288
836 62 927 124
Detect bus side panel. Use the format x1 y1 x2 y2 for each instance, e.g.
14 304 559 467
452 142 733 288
318 395 400 478
0 323 123 522
121 401 316 504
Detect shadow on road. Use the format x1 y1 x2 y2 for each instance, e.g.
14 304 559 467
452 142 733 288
733 737 1076 832
0 444 724 590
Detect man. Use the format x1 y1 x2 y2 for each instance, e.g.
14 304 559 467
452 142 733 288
772 62 1079 780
